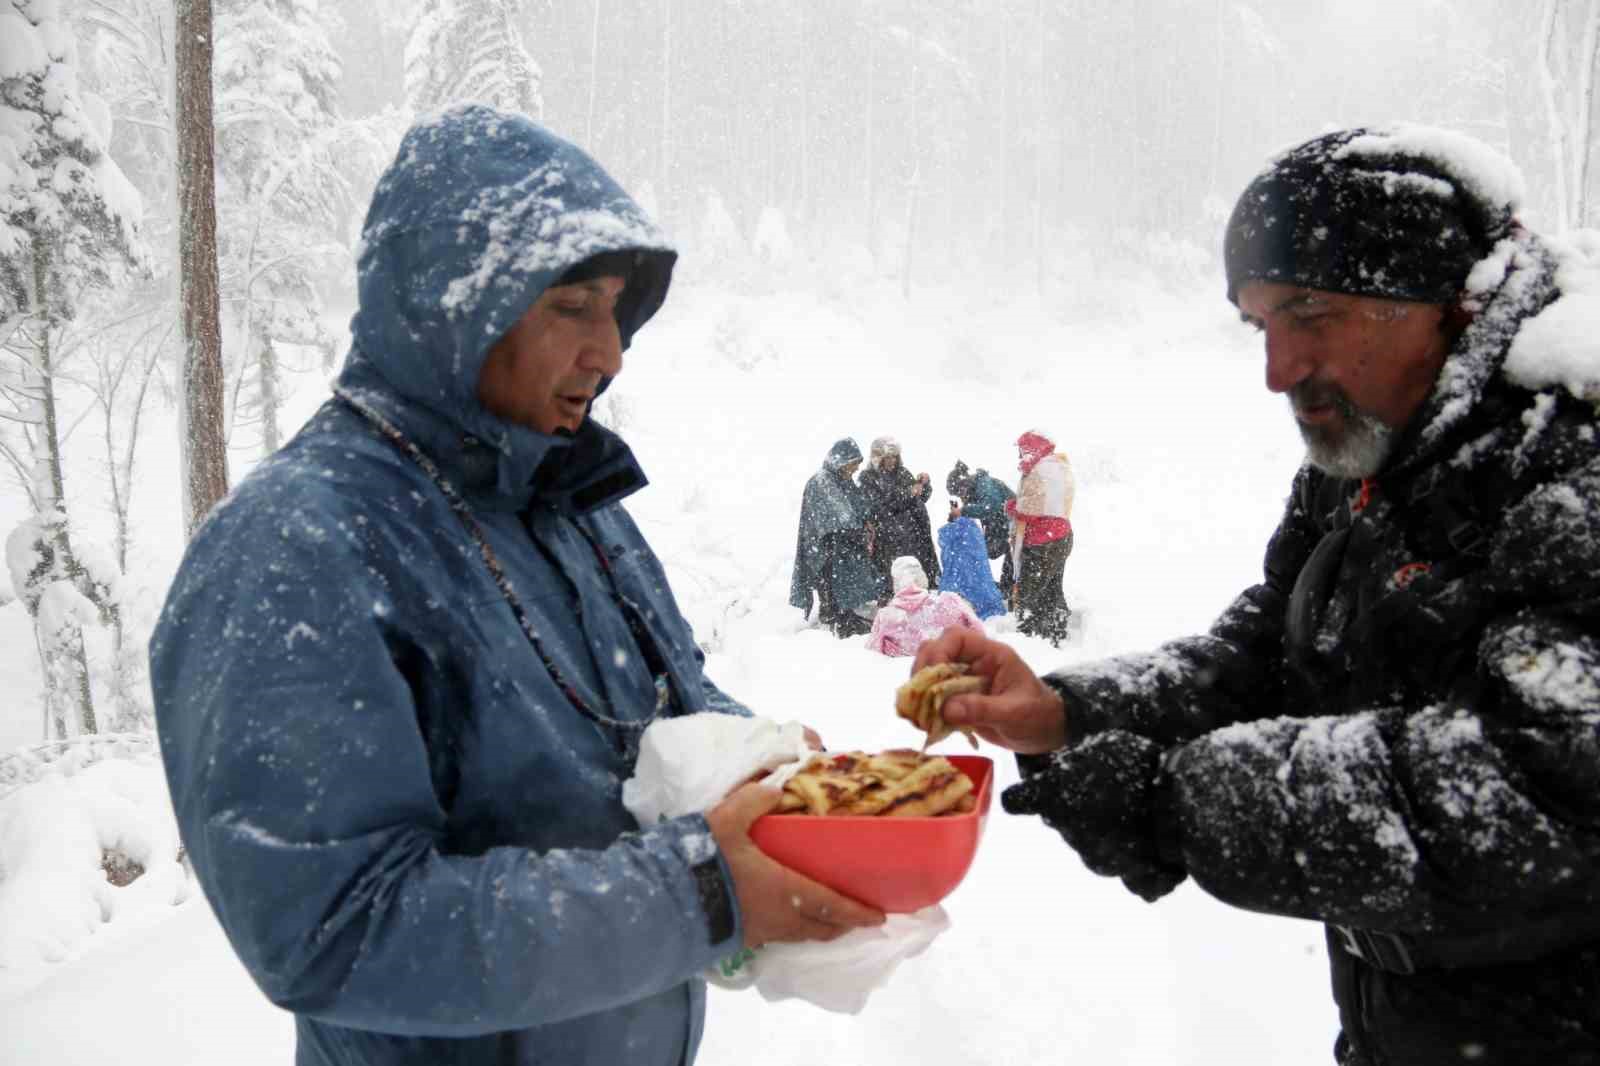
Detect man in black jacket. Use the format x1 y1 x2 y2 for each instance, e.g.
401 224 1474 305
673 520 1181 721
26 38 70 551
915 125 1600 1066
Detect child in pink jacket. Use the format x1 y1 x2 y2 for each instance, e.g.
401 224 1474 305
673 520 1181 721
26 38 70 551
865 556 985 657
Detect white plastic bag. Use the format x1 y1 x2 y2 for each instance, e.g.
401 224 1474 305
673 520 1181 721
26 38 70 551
621 713 813 827
707 907 950 1014
623 714 954 1014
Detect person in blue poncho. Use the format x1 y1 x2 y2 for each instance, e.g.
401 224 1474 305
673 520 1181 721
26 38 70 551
936 499 1007 620
150 105 881 1066
946 460 1017 599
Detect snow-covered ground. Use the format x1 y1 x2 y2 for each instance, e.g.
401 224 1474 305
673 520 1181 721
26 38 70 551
0 269 1340 1064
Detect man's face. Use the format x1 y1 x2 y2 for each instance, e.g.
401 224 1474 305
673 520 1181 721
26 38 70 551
1237 281 1452 479
476 276 626 435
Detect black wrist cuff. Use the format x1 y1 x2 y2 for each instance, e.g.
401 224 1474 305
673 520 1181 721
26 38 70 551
1039 674 1086 746
691 857 737 948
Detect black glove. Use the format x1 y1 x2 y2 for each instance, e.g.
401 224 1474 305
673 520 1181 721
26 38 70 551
1003 730 1187 902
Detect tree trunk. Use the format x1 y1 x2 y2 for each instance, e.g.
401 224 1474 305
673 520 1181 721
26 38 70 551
585 0 601 146
1033 0 1046 298
659 0 672 218
1577 0 1599 226
1206 0 1226 204
258 331 281 456
902 69 922 302
30 241 98 738
797 6 809 229
175 0 229 537
997 7 1010 260
1539 0 1574 232
864 16 877 259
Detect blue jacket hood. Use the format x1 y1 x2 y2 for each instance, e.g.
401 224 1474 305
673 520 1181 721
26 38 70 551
339 104 676 494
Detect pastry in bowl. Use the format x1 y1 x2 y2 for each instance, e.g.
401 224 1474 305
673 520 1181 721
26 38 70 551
776 749 976 818
751 752 994 912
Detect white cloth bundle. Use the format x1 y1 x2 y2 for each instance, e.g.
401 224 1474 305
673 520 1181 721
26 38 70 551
622 713 950 1015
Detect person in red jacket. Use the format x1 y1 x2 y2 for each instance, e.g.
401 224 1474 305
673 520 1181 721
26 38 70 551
1005 429 1075 644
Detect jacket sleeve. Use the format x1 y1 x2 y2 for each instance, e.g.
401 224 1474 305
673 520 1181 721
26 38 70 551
1164 609 1600 933
1161 458 1600 932
1042 467 1321 747
151 490 741 1038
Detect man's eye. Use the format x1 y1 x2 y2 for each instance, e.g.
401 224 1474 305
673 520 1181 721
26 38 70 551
554 302 588 316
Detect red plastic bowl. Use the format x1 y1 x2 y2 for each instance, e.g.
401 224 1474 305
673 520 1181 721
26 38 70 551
749 755 993 913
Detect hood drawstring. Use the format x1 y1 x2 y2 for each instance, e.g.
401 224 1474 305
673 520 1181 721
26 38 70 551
334 386 680 761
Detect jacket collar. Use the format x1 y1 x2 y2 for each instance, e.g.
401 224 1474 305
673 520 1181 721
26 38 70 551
1381 229 1559 481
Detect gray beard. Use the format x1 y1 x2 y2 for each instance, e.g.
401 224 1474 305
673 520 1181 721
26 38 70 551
1289 386 1396 479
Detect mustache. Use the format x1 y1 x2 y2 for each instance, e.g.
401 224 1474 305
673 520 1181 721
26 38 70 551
1289 381 1357 418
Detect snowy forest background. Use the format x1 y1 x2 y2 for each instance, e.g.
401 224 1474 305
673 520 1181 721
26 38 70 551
0 2 1598 1059
4 0 1598 757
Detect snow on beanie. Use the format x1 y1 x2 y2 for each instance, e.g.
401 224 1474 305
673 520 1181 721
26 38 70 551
1223 125 1520 306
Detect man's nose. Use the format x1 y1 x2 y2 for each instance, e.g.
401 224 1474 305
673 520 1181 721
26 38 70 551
1264 324 1316 394
581 315 624 378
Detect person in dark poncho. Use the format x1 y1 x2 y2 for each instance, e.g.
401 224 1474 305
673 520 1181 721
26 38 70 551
912 125 1600 1066
790 438 880 637
859 436 940 593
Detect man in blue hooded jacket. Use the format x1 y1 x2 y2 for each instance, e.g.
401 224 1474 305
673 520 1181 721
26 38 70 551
151 105 882 1066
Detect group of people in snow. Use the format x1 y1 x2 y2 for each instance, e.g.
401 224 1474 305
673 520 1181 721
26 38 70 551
790 431 1077 650
150 103 1600 1066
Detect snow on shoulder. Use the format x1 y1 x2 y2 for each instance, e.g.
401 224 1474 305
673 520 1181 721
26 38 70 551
1507 229 1600 403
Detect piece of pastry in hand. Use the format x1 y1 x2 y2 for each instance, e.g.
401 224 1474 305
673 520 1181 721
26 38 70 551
896 662 985 749
776 749 975 817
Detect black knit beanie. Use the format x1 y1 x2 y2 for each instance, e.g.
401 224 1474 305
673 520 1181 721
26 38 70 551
1224 127 1514 306
946 460 971 496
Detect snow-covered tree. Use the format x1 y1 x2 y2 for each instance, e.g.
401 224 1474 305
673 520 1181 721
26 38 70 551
213 0 346 456
404 0 543 118
1 0 142 327
72 0 174 209
1 0 144 740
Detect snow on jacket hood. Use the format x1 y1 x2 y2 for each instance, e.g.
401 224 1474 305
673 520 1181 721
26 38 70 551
1017 430 1055 473
337 104 676 505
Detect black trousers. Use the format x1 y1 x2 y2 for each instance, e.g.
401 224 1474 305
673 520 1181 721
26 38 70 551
984 523 1016 597
1016 533 1072 645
